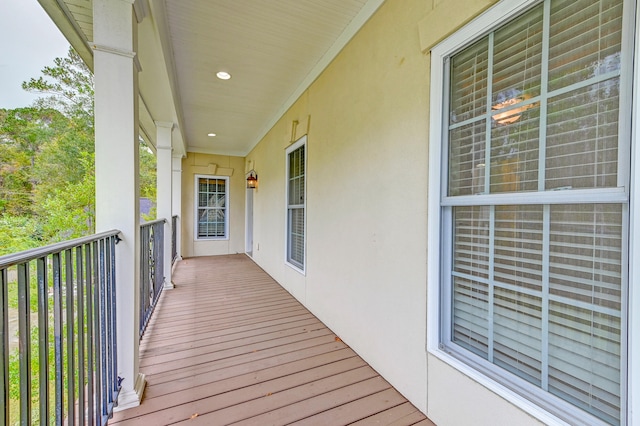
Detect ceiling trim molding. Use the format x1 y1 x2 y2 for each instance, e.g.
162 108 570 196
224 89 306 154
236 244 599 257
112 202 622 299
247 0 386 156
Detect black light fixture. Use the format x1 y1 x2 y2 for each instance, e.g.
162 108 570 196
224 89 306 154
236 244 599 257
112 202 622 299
246 170 258 189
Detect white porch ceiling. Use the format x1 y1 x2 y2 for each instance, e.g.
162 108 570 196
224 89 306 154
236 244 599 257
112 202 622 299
38 0 385 157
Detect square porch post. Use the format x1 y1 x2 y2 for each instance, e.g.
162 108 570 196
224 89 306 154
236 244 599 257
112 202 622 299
92 0 145 409
172 155 183 261
155 121 174 288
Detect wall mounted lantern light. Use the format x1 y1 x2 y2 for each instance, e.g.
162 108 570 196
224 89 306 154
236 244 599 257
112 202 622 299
246 170 258 189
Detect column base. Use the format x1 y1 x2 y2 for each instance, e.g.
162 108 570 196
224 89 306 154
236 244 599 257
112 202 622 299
114 373 146 411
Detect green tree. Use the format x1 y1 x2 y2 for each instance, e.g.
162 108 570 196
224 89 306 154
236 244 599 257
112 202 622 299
0 108 65 163
0 136 32 215
0 107 67 216
38 153 95 242
0 216 40 255
22 47 94 126
19 47 96 233
32 119 93 188
139 141 157 198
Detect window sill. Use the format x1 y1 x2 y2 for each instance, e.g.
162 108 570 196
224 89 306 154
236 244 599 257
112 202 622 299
427 347 570 426
285 261 305 276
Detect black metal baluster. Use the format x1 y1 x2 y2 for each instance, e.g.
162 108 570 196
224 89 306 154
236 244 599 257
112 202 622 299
53 252 63 426
1 268 9 426
98 239 107 423
85 243 94 426
65 249 75 425
104 238 112 412
37 257 50 425
17 262 32 425
92 240 103 425
107 236 118 406
76 246 85 426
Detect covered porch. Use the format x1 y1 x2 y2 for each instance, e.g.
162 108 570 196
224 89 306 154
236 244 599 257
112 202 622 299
14 0 637 425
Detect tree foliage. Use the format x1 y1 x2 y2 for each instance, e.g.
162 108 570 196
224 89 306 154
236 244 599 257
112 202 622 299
38 153 96 242
22 47 94 126
0 216 40 254
139 142 157 200
0 107 67 216
0 135 32 215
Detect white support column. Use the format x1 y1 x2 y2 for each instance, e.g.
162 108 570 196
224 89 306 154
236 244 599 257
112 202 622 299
155 121 174 288
172 155 183 261
92 0 145 410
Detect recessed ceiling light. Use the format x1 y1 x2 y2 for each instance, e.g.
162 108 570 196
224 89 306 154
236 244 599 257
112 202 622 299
216 71 231 80
207 133 216 137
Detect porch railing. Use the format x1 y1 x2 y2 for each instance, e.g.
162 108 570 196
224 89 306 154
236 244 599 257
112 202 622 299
0 230 121 426
171 215 178 265
139 219 165 339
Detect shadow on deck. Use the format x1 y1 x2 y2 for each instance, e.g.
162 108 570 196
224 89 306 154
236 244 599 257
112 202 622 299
110 254 434 425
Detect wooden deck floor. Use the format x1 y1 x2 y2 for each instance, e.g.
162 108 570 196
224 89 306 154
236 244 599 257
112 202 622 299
110 254 433 426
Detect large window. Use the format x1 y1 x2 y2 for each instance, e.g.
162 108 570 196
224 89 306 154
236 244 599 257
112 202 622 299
195 175 229 240
286 136 306 272
430 0 632 424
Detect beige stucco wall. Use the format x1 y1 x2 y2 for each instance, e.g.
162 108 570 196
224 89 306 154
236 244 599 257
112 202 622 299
243 0 546 424
181 153 245 257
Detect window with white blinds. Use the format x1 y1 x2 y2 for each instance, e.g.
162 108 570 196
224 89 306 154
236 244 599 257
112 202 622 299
286 137 306 271
441 0 630 424
195 175 229 239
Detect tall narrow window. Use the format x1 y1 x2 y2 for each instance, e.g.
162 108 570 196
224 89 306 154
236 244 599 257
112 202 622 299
433 0 631 424
195 175 229 240
286 136 306 271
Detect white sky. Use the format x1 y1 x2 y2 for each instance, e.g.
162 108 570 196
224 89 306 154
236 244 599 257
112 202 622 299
0 0 71 109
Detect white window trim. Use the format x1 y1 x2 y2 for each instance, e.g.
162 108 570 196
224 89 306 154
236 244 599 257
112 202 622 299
628 3 640 425
285 135 307 275
426 1 639 425
194 174 230 241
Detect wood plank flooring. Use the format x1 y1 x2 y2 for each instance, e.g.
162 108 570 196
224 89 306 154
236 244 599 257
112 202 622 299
110 254 434 426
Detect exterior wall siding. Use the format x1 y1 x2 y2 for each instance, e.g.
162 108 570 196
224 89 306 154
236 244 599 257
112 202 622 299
245 1 546 424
